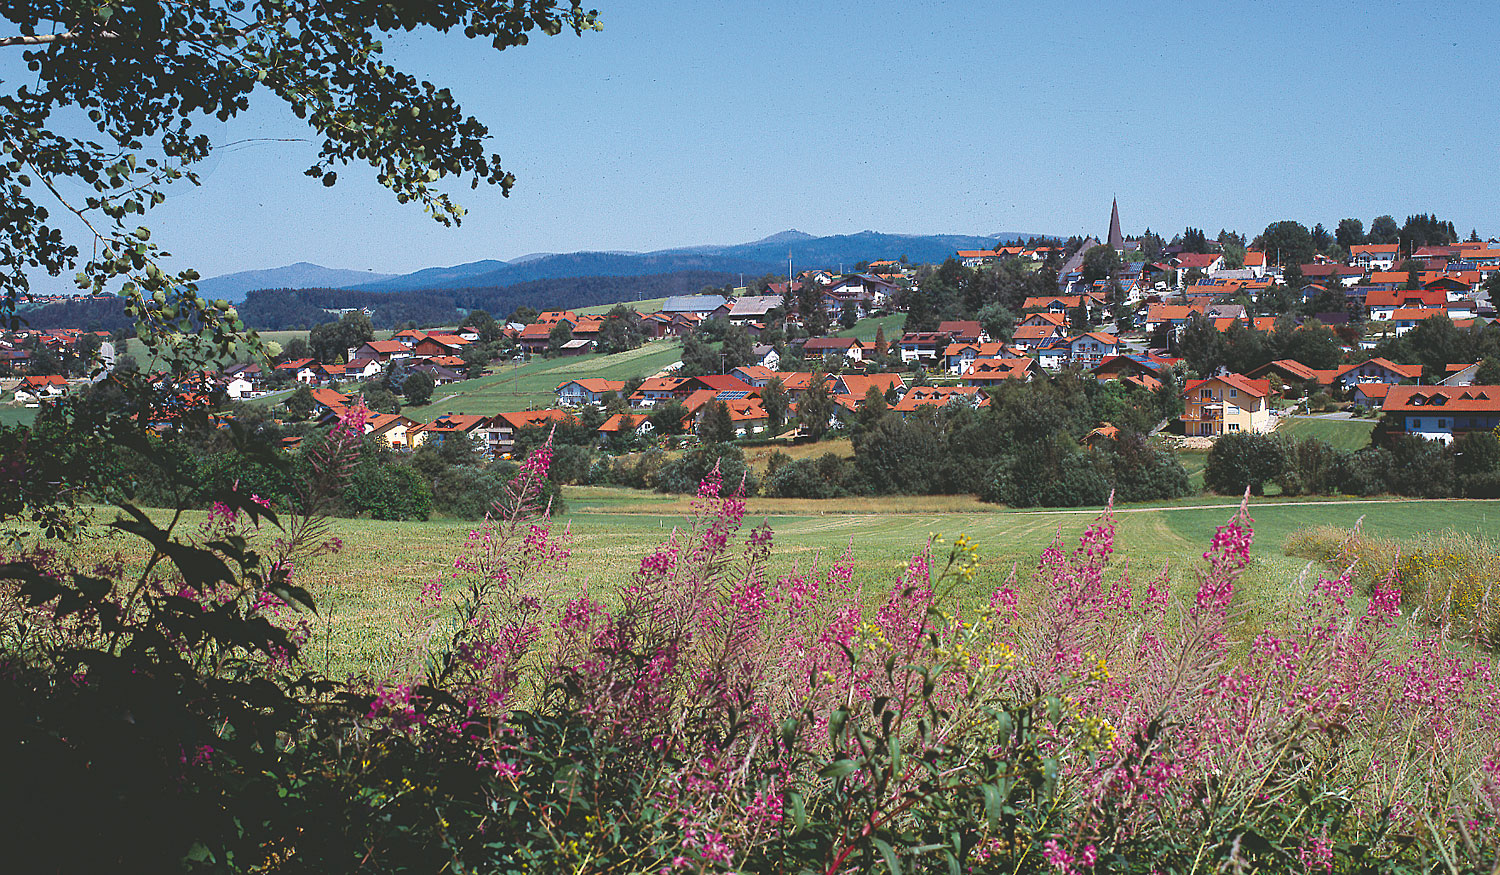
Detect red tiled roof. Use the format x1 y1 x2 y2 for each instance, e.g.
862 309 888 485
1382 386 1500 413
1182 374 1271 399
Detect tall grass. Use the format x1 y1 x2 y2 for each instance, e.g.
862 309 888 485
1286 523 1500 649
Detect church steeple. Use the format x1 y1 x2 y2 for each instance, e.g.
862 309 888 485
1108 198 1124 253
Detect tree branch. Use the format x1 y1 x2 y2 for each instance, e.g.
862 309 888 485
0 31 121 47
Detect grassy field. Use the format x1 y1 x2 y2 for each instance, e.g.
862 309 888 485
0 405 38 427
401 340 684 420
577 297 669 316
1276 415 1376 451
837 313 905 342
59 494 1500 677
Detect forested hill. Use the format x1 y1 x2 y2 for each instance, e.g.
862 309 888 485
348 230 1022 293
22 270 741 331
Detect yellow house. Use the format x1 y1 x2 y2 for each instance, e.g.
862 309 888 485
1181 374 1274 437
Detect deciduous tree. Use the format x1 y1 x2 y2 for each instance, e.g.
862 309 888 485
0 0 600 359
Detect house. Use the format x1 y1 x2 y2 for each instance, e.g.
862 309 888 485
411 414 489 449
1245 359 1334 387
1350 382 1393 408
629 376 688 407
344 357 384 380
1018 312 1068 329
1366 288 1448 321
364 412 421 449
13 374 67 404
487 410 578 457
1381 386 1500 443
555 378 628 407
801 336 863 362
518 322 555 354
308 386 352 417
1299 263 1363 287
957 248 1003 267
535 310 579 326
408 362 465 385
1144 304 1205 337
898 332 948 364
1180 375 1273 437
1391 308 1447 335
730 365 778 388
1242 250 1267 278
826 372 906 400
750 344 781 369
676 374 759 399
892 385 987 413
1010 323 1067 352
937 320 986 344
1173 252 1225 277
1082 423 1120 448
1441 363 1481 386
1066 332 1120 367
823 274 896 311
1091 354 1177 392
1022 295 1084 316
597 412 653 443
1034 339 1071 371
962 358 1040 385
660 295 730 319
1332 358 1422 392
695 398 770 438
727 295 785 326
224 373 256 399
392 329 428 347
350 340 412 363
412 334 472 359
1350 244 1399 272
944 341 1010 374
556 338 596 357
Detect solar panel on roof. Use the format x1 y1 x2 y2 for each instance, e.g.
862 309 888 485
717 391 748 400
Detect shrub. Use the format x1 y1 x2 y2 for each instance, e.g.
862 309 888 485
1103 433 1194 502
1276 436 1343 496
652 443 757 494
762 453 868 498
1204 431 1285 495
985 438 1110 508
343 461 433 520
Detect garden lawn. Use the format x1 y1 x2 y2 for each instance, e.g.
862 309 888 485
62 496 1500 677
1276 415 1376 451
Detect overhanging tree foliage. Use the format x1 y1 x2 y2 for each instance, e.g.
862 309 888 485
1 0 600 355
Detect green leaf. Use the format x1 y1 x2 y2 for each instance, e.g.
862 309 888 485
872 838 902 875
818 759 859 781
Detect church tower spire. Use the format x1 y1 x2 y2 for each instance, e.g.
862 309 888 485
1108 198 1124 253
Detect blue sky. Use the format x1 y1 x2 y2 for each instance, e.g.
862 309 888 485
9 0 1500 287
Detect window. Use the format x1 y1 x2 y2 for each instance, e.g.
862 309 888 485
1228 388 1237 398
1411 419 1421 428
1201 389 1212 399
1228 423 1240 432
1438 419 1447 429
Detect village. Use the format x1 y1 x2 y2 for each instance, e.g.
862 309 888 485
5 209 1498 466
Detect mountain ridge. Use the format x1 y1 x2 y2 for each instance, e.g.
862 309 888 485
198 229 1053 299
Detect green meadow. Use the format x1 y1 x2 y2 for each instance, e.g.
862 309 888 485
62 493 1500 677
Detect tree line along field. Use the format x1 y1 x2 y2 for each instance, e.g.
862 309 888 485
62 494 1500 678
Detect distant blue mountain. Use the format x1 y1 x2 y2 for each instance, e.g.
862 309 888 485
197 262 395 300
347 230 1044 293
